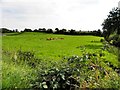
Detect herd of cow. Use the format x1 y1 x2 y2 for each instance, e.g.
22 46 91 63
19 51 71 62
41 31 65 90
46 37 64 41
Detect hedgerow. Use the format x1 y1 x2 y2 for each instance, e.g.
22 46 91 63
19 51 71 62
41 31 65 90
30 51 120 89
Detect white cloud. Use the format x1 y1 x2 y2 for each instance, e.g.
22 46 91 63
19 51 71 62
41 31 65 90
1 0 120 31
119 1 120 8
0 2 2 27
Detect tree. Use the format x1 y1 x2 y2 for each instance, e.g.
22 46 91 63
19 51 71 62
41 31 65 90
15 29 18 32
34 29 38 32
42 28 46 32
102 7 120 64
59 28 67 34
46 29 53 33
54 28 59 34
69 29 75 35
1 28 14 33
102 7 120 47
24 28 32 32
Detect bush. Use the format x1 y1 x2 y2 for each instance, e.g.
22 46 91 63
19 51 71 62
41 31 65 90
30 52 120 89
100 39 104 42
2 49 120 89
12 50 40 68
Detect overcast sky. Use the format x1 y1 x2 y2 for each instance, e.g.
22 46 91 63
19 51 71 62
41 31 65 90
0 0 119 31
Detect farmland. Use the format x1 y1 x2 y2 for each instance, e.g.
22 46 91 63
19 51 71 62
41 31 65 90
2 32 120 89
2 32 116 60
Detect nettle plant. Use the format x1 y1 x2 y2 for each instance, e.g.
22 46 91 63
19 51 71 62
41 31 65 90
30 51 120 89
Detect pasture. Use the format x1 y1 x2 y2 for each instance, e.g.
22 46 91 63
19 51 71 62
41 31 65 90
2 32 116 60
2 32 118 66
2 32 119 89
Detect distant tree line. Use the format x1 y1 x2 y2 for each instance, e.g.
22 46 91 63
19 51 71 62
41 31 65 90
24 28 103 37
0 28 18 33
0 27 103 37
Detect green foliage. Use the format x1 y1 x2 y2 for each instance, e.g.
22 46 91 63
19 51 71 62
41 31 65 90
102 7 120 47
2 32 119 89
2 49 120 89
31 52 120 89
16 50 40 68
2 55 37 88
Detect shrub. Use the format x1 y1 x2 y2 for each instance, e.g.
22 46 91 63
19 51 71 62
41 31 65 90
30 52 120 89
12 50 40 68
100 39 104 42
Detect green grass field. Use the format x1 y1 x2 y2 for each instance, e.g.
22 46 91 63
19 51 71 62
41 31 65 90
2 32 119 89
2 32 117 65
2 33 115 57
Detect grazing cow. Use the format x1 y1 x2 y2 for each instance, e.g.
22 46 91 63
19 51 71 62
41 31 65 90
47 37 64 40
60 38 64 40
46 38 53 40
47 38 51 40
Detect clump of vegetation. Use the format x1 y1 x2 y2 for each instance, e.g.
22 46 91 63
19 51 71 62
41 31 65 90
3 49 41 68
2 46 120 89
15 50 40 68
102 7 120 48
30 52 120 89
2 54 37 88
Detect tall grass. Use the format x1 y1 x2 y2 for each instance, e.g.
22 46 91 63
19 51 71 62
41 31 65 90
2 54 37 88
